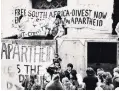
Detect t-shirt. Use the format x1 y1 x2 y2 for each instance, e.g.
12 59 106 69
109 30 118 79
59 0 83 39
83 76 98 90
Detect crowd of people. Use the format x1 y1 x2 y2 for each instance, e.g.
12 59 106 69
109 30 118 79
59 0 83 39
21 55 119 90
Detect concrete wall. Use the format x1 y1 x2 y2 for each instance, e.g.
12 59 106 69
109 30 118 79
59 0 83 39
58 39 86 77
58 34 118 77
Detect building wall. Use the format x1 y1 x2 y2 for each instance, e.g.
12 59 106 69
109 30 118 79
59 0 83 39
58 34 118 77
59 39 86 76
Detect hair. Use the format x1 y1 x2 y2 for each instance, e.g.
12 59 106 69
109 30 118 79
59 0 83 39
102 72 107 79
67 63 73 69
105 77 112 85
86 67 95 76
62 77 69 84
97 68 104 72
30 74 36 84
47 67 55 75
34 74 38 79
106 72 112 78
56 14 62 20
113 67 119 74
98 72 105 83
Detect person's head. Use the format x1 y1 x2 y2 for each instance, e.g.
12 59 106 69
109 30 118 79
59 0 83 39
54 61 61 69
97 69 104 75
54 53 59 58
25 75 30 82
67 63 73 71
47 67 55 75
97 68 104 74
106 72 112 78
55 14 62 25
34 75 39 84
113 67 119 77
102 72 107 80
62 77 76 90
97 71 105 83
56 14 62 20
105 77 112 85
86 67 95 76
30 74 35 84
62 77 70 86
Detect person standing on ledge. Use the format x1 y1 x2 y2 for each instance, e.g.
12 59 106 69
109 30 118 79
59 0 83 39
46 14 66 40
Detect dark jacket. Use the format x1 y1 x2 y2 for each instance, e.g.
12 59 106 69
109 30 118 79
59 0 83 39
64 69 77 81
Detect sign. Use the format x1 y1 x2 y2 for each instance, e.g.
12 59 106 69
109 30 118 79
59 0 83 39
1 59 19 90
12 5 113 35
1 39 56 89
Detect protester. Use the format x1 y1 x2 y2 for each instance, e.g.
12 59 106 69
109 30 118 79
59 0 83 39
83 67 98 90
42 70 52 90
102 77 114 90
64 63 79 89
96 71 114 90
106 72 112 78
95 70 105 90
62 77 75 90
45 74 64 90
114 78 119 90
22 76 32 90
53 53 62 63
113 67 119 89
21 55 119 90
31 75 41 90
52 14 66 39
21 65 119 90
46 14 66 39
46 60 65 82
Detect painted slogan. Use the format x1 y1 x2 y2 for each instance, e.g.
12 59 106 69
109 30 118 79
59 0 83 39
1 39 56 89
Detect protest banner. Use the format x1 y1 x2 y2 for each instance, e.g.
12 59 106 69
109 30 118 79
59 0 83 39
1 39 56 89
12 6 113 35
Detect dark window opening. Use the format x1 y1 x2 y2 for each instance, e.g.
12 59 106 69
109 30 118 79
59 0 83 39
87 42 117 73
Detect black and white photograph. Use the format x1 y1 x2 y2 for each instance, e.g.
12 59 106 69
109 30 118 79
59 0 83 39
1 0 119 90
